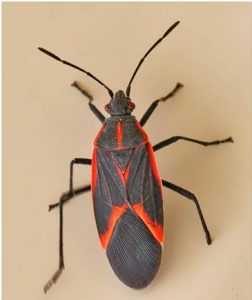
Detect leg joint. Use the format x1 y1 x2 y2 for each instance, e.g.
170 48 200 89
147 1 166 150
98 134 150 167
71 158 92 166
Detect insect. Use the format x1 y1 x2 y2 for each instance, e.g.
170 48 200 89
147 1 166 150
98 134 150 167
39 21 233 293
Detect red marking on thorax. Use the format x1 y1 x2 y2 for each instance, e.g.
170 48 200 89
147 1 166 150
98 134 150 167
116 121 123 149
100 204 128 249
135 120 148 141
133 203 163 243
91 150 97 194
94 124 105 146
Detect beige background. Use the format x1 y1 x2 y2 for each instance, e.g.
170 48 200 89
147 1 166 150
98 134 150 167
3 3 252 300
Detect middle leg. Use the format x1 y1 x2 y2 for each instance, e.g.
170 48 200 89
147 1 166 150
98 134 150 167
69 158 91 194
48 184 91 211
153 136 233 152
48 157 92 211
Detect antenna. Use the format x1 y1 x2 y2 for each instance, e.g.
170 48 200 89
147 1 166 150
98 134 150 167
126 21 180 97
38 47 114 98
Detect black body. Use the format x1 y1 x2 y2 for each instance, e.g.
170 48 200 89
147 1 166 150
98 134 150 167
92 113 164 288
38 21 233 293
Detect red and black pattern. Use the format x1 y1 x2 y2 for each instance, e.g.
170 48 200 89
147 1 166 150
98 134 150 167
92 117 163 288
40 21 221 292
92 118 163 247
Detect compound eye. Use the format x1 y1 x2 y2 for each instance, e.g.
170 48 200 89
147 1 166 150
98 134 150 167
105 104 111 112
128 102 135 111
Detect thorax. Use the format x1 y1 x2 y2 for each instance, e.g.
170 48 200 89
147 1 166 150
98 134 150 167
94 115 148 150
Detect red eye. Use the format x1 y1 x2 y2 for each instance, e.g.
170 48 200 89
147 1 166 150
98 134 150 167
105 104 110 112
128 102 135 111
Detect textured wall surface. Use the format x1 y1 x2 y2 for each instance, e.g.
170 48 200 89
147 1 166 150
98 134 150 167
3 3 252 300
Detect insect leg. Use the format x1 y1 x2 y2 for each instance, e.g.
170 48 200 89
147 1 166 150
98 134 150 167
72 81 105 123
162 179 211 245
44 184 91 293
48 158 91 211
44 193 65 293
48 185 91 211
153 136 233 152
139 82 183 126
44 158 91 292
69 158 91 194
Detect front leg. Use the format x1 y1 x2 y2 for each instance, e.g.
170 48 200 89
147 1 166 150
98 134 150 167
139 82 183 126
72 81 105 123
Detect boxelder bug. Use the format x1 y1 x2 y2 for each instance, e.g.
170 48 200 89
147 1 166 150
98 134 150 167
38 21 233 293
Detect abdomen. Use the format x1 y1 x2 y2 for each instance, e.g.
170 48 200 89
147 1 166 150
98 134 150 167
106 208 162 289
92 117 163 288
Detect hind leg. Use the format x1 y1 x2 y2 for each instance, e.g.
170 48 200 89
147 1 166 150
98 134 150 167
162 179 211 245
48 185 91 211
44 158 91 293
